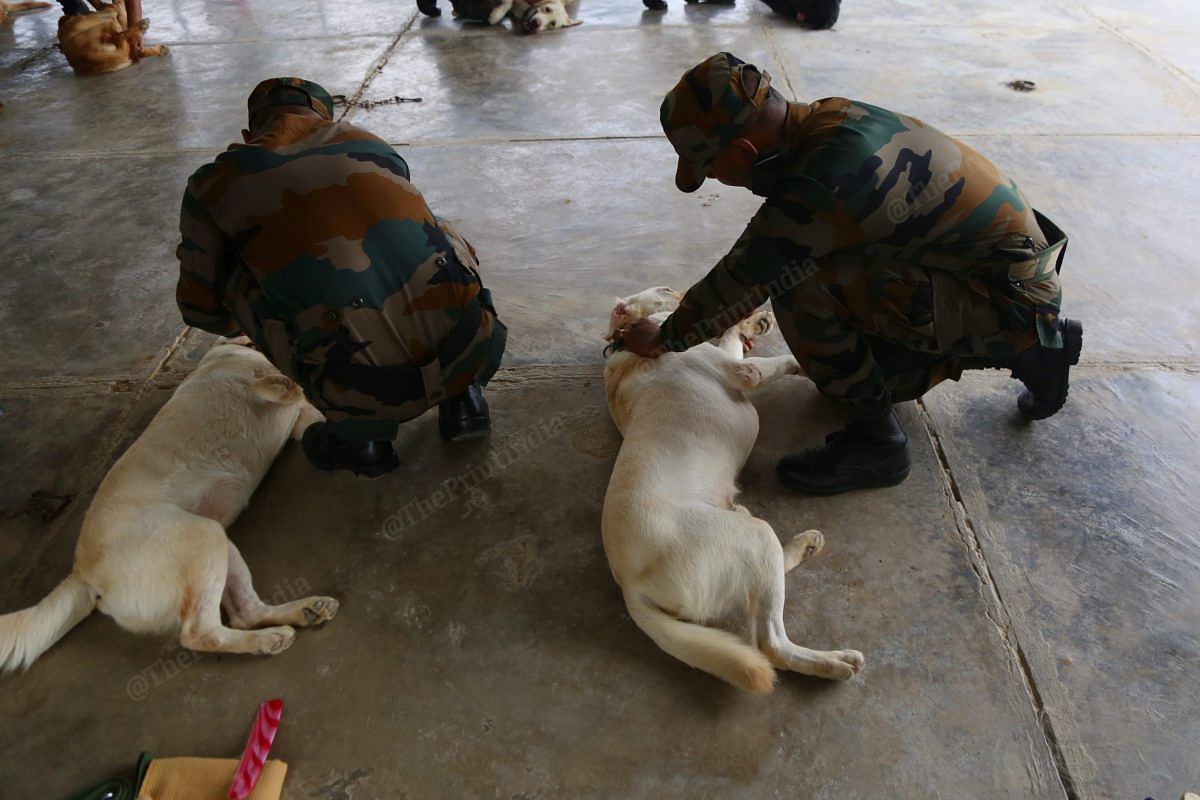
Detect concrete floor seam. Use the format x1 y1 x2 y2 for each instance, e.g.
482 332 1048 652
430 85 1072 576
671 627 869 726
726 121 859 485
1066 0 1200 92
915 399 1081 800
6 132 1199 164
140 32 400 48
759 23 799 102
336 10 422 121
404 20 1109 38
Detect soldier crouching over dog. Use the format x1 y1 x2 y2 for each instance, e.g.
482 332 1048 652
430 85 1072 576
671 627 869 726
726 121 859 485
619 53 1083 496
175 78 507 478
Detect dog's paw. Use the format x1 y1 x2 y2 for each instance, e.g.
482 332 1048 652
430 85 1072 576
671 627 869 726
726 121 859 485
738 309 774 339
825 649 865 680
730 361 763 390
299 596 339 627
257 626 296 655
789 529 825 562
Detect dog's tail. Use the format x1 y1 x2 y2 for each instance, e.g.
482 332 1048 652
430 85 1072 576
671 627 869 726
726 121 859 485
623 590 776 694
0 574 97 673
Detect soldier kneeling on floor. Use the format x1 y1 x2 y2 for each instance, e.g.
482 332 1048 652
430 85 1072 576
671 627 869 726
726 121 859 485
175 78 507 478
620 53 1083 496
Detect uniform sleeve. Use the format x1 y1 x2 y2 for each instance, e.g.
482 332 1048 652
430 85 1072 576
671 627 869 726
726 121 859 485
175 183 241 336
658 190 862 352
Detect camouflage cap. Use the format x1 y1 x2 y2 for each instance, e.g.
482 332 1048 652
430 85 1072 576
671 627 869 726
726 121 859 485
246 77 335 126
660 53 773 193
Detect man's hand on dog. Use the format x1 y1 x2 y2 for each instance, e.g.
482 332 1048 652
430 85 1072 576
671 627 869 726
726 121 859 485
618 318 666 358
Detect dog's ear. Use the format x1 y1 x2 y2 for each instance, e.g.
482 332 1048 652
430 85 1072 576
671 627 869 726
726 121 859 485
252 374 302 404
605 300 630 340
564 16 582 26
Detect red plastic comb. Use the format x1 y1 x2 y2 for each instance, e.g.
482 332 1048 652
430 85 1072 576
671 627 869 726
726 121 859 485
228 698 283 800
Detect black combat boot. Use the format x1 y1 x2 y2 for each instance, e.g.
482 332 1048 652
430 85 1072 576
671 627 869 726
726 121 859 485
302 423 399 478
438 383 491 442
1010 318 1083 420
416 0 441 16
776 407 911 495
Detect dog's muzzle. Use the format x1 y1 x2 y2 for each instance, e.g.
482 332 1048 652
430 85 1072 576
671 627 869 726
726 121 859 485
520 7 542 31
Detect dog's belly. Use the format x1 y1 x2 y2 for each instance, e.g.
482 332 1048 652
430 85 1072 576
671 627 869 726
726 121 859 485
192 478 251 527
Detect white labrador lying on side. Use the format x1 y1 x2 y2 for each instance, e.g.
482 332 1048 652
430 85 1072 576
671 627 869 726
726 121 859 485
601 287 865 693
0 339 336 673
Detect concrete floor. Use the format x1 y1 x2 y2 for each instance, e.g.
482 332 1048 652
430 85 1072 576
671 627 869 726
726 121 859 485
1 0 1198 796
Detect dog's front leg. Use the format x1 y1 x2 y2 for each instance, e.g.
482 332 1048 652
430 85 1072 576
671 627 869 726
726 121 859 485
291 402 325 440
488 0 513 24
716 328 746 359
727 355 802 391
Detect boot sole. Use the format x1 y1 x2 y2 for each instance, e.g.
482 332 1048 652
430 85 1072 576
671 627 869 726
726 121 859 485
1065 318 1083 366
307 455 399 479
1019 318 1083 421
776 462 912 496
441 424 491 443
351 455 401 478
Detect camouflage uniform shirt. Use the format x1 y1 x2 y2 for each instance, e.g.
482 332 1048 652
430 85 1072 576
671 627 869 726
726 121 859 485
176 114 506 437
659 98 1065 363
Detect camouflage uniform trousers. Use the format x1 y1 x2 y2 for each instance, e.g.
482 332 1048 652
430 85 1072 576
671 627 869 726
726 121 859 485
229 220 506 444
772 241 1061 417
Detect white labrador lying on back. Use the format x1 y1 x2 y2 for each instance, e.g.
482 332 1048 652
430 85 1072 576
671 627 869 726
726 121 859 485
0 339 337 672
601 287 864 693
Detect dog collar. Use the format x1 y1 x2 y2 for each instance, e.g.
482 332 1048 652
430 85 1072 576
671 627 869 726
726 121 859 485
603 340 624 358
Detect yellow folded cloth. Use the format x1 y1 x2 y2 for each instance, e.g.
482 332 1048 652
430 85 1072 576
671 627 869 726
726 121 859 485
136 757 287 800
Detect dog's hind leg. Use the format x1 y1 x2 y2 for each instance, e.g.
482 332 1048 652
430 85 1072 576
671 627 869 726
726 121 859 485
757 606 864 681
750 525 864 681
222 542 339 630
177 520 295 656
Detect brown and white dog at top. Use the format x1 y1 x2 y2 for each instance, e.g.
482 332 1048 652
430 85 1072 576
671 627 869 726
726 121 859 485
57 0 168 76
417 0 581 33
600 287 865 693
